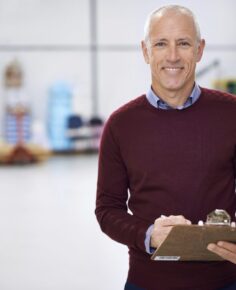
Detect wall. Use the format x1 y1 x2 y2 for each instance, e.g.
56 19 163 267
0 0 235 137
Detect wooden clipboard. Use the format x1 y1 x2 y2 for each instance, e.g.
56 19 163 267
151 224 236 261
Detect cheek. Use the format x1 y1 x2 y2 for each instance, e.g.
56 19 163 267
185 54 198 69
151 51 163 63
149 57 158 69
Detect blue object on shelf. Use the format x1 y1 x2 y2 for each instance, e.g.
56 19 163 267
5 112 31 144
47 81 73 151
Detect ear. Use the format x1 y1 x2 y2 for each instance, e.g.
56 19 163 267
196 39 205 62
141 40 150 64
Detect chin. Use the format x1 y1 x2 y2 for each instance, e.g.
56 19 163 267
162 80 187 91
163 85 183 92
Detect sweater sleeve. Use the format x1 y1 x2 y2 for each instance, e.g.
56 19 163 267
95 117 150 253
234 146 236 182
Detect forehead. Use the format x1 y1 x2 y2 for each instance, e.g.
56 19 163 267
149 12 197 40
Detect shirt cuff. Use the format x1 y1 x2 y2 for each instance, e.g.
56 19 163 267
144 224 156 254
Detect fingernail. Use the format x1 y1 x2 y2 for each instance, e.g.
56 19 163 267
207 244 215 251
217 241 223 247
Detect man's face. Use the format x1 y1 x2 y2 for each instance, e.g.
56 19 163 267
142 12 205 96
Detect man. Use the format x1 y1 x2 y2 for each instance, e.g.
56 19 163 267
95 5 236 290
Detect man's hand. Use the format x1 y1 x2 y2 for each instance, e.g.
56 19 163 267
207 241 236 264
150 215 191 248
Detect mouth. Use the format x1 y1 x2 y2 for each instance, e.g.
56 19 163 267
162 66 184 75
162 67 184 71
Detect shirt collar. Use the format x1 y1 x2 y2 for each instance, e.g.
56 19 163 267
146 83 201 110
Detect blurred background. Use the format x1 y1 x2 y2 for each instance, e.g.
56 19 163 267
0 0 235 289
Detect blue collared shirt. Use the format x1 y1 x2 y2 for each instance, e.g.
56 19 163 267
144 83 202 254
146 83 201 110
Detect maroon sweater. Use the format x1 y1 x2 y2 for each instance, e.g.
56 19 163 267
95 88 236 290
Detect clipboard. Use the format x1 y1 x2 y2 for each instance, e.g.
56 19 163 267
151 224 236 261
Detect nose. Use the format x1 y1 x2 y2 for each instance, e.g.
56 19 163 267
166 45 180 63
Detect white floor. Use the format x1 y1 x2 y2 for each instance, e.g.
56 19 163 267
0 155 128 290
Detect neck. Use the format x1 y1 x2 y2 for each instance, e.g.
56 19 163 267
152 83 195 108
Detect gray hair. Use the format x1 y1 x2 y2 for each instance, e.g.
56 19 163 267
144 5 201 44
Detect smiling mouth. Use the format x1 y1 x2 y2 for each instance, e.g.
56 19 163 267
162 67 184 71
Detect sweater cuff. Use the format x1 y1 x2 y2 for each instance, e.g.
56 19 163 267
144 224 155 254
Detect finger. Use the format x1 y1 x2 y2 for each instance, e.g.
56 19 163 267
156 216 191 226
155 215 187 222
207 243 236 264
217 241 236 252
173 215 192 224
